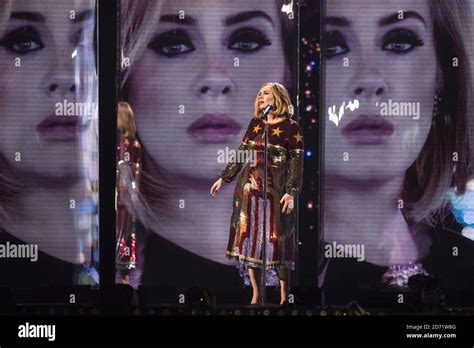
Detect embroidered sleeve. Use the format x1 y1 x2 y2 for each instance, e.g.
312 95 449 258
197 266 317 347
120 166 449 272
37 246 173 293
219 118 255 183
285 121 304 195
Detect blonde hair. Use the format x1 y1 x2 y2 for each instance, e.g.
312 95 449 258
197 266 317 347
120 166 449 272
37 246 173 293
120 0 162 88
254 82 293 119
403 0 473 223
117 101 137 139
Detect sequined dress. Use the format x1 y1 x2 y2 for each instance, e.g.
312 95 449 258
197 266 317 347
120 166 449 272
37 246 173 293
220 116 304 272
116 133 142 270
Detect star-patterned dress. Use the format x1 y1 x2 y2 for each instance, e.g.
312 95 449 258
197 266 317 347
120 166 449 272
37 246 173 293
116 133 142 271
220 115 304 274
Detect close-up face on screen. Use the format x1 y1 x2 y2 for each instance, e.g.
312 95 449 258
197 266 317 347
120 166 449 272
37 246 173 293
5 1 474 344
321 0 474 306
0 0 99 289
118 0 301 303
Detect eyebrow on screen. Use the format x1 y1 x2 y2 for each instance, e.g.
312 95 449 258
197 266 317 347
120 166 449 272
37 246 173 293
378 11 426 27
324 16 351 27
160 11 275 27
11 9 94 23
11 11 45 22
225 11 274 27
325 11 426 28
160 14 196 25
75 9 95 22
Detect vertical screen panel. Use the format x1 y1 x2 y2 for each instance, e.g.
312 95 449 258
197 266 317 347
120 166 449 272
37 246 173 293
0 0 99 292
117 0 302 305
321 0 474 307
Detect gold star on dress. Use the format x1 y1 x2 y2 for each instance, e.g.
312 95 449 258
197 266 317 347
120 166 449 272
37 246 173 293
272 126 283 137
253 124 262 133
293 132 303 143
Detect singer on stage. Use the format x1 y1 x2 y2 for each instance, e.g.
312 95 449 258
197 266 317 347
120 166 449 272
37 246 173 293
210 82 304 304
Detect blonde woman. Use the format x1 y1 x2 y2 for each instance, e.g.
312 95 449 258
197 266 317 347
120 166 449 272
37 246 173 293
116 102 142 286
211 82 304 305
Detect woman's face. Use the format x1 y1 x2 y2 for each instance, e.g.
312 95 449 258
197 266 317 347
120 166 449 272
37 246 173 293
258 85 275 111
324 0 438 185
0 0 95 182
127 0 288 182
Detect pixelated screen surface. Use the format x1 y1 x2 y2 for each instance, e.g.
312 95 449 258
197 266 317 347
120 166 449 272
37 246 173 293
321 0 474 306
117 0 301 303
0 0 99 288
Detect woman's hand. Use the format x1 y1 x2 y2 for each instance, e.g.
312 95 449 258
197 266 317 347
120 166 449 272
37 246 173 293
210 178 224 198
280 193 294 214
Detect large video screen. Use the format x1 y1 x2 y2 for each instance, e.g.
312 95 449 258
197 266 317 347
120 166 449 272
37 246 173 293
0 0 99 289
117 0 304 305
321 0 474 307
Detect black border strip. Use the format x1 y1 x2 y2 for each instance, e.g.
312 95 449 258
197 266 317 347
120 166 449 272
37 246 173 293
98 0 118 288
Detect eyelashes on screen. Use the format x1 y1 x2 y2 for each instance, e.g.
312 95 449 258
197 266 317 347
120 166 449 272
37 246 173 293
227 28 271 52
0 26 44 55
148 29 195 57
148 27 271 58
325 28 424 58
381 28 424 53
325 30 349 58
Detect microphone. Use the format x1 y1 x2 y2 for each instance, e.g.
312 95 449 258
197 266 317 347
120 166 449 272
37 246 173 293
261 103 274 120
